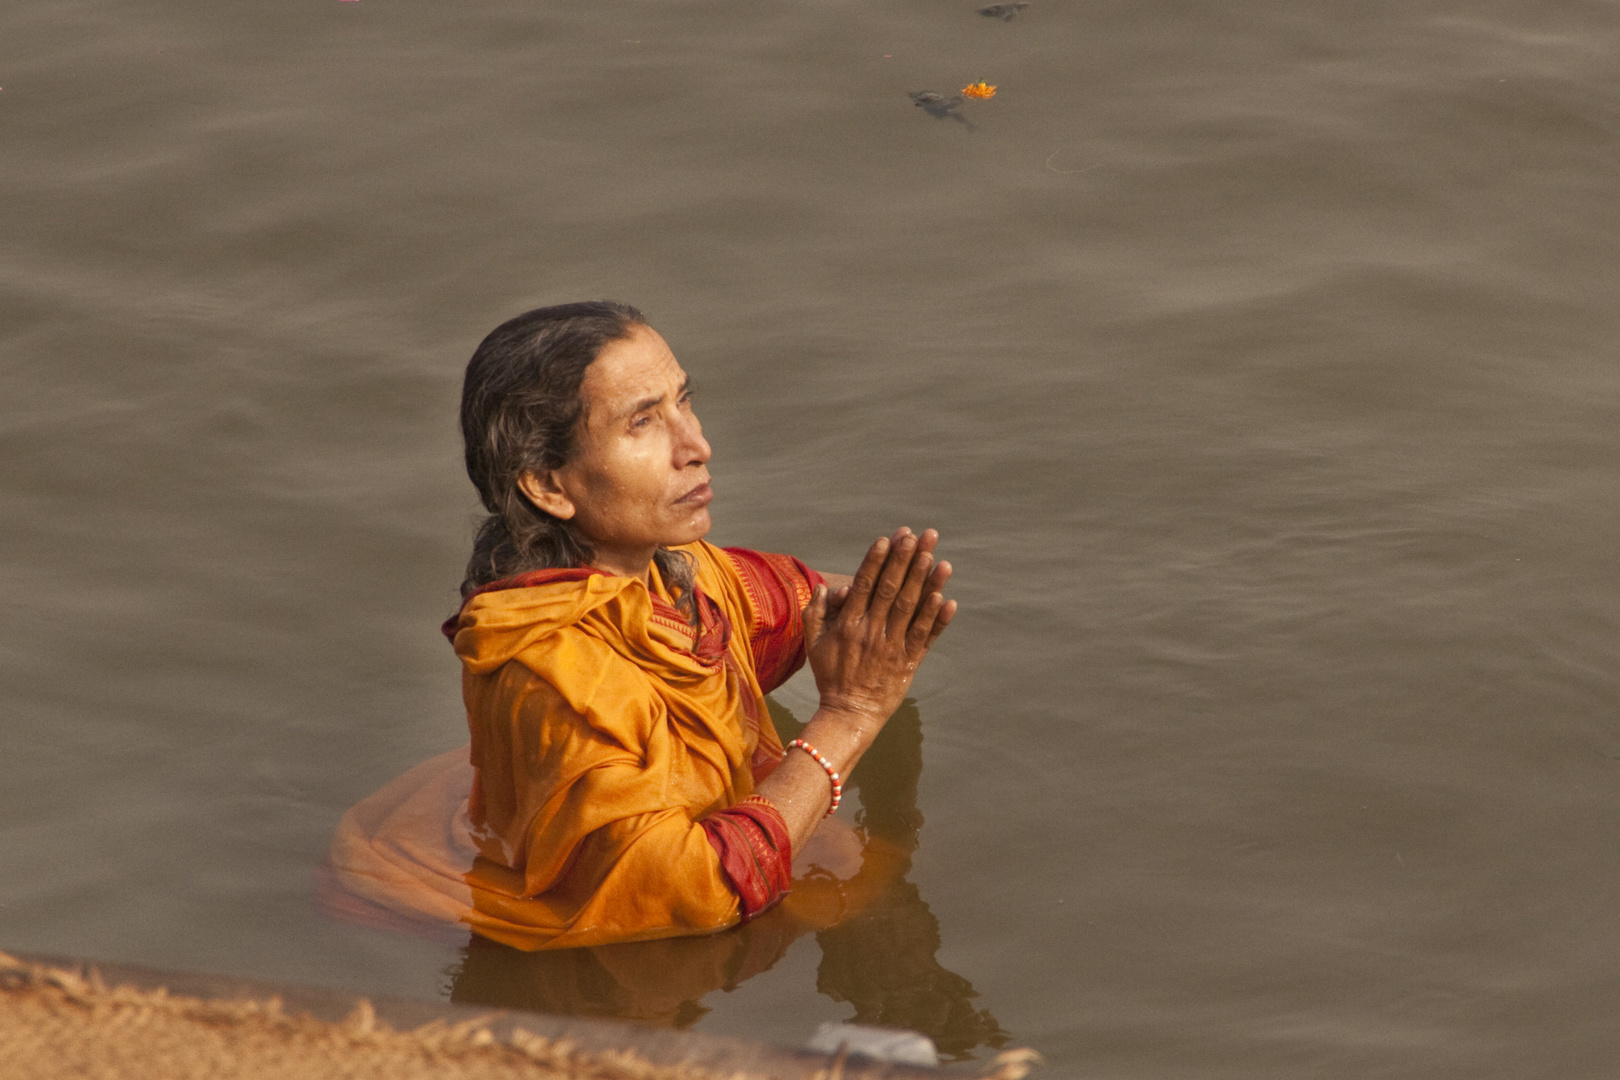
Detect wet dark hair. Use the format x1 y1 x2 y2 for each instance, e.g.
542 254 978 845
458 300 695 613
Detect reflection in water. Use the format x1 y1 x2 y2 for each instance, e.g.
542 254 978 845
449 700 1007 1061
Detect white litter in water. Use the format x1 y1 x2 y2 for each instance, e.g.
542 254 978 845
805 1022 940 1068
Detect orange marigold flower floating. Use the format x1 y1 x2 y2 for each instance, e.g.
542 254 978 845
961 80 997 99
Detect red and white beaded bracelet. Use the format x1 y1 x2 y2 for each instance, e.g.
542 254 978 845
787 738 842 815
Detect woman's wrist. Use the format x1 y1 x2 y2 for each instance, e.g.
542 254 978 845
800 708 880 776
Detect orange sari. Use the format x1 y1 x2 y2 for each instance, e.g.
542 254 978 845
326 541 821 950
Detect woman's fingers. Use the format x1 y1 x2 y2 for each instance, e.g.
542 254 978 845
905 574 957 655
866 529 918 626
838 528 952 650
802 584 828 643
924 598 958 648
905 589 947 652
933 563 952 647
822 583 851 621
840 535 892 620
886 530 939 637
912 594 957 651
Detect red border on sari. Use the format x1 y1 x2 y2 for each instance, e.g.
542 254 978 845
700 799 793 922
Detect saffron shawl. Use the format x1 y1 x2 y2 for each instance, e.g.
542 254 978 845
326 540 819 950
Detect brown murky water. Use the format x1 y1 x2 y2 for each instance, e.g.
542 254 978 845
5 0 1620 1074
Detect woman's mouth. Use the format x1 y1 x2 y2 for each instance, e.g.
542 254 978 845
676 481 713 507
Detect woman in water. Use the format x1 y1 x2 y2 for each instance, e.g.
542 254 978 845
329 300 956 950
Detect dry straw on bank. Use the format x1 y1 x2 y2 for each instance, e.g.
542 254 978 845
0 952 1041 1080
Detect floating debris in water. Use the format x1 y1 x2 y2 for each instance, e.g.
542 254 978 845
910 90 964 114
961 80 997 99
908 91 972 127
978 2 1029 20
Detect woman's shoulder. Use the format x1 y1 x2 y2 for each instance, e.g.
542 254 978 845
451 574 630 670
454 582 659 716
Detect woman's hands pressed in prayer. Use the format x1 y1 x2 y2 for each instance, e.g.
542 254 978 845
755 528 955 854
805 527 954 733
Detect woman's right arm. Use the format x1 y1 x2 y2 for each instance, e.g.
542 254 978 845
755 528 955 855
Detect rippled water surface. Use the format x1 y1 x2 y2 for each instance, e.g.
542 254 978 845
5 0 1620 1074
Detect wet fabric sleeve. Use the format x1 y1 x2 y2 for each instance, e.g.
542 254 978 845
721 547 824 694
699 799 793 922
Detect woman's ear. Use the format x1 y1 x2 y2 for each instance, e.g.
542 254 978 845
517 470 577 520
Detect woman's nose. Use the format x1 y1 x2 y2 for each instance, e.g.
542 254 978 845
675 409 710 466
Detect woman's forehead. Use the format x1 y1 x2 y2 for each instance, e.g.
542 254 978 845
583 326 687 418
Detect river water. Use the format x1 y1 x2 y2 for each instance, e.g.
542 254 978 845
4 0 1620 1074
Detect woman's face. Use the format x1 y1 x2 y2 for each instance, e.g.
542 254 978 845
525 324 713 576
